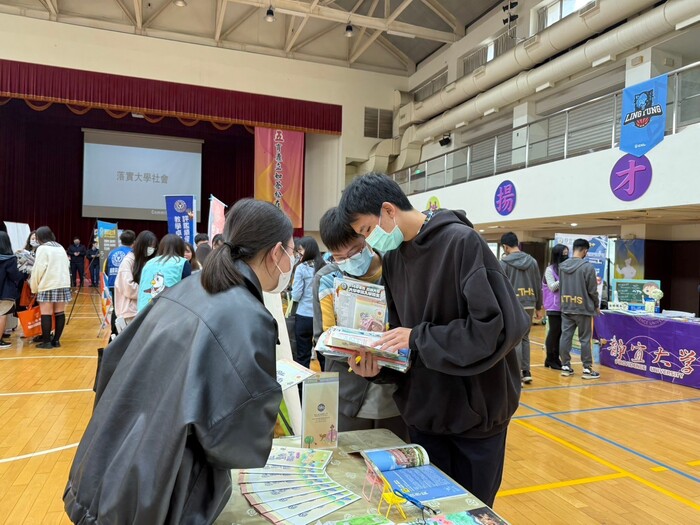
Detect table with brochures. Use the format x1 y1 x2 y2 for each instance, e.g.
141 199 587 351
216 428 509 524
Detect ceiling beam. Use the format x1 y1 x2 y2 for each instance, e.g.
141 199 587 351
226 0 456 43
351 0 412 63
350 0 379 58
39 0 57 18
114 0 137 26
285 0 319 52
143 0 172 28
220 5 258 39
291 21 337 51
377 35 414 70
420 0 464 36
215 0 228 41
133 0 143 28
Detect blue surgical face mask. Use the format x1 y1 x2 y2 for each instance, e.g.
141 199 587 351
337 246 374 276
366 213 404 253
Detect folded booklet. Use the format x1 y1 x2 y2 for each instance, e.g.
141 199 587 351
361 444 467 503
315 326 411 373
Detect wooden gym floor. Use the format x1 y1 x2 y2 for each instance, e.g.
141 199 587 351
1 290 699 524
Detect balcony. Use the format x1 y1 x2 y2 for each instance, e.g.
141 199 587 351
391 61 700 196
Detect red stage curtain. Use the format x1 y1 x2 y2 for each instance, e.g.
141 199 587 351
0 100 254 245
0 59 342 135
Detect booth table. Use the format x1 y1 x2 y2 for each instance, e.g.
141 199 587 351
595 311 700 389
215 429 507 524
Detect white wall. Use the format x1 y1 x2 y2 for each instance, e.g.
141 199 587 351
408 122 700 225
0 13 407 166
304 134 343 232
409 0 540 90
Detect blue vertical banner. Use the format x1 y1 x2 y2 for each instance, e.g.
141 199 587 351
620 75 668 157
96 220 119 261
165 195 196 244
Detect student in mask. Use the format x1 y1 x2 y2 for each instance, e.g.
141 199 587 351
338 173 528 507
64 199 292 524
114 231 157 329
312 207 407 439
542 244 569 370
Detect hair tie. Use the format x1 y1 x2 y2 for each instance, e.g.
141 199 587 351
224 241 245 259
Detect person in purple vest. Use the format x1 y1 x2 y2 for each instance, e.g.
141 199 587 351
542 244 569 370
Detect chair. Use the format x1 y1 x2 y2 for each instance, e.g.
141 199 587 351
377 476 407 520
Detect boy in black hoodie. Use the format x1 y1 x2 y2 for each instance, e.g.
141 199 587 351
338 173 529 507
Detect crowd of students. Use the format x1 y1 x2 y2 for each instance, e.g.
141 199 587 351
1 172 604 523
499 232 601 382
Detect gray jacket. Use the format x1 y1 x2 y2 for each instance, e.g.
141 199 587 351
64 264 281 525
500 251 542 310
559 257 600 316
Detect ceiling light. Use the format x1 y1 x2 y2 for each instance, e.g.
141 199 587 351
265 6 275 22
173 0 187 7
345 24 354 37
479 229 485 233
570 223 578 227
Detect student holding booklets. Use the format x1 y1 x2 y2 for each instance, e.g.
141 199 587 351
64 199 293 525
313 207 407 440
339 173 529 507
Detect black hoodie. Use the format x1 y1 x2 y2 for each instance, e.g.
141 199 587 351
380 210 529 438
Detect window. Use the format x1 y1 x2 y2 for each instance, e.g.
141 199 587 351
461 27 516 77
537 0 594 33
412 71 448 103
364 108 393 139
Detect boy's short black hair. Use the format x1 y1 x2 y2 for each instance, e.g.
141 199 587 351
194 233 209 244
500 232 518 247
120 229 136 247
319 207 361 252
573 238 590 251
339 172 413 222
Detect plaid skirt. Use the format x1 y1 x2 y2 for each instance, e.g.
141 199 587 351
37 288 73 303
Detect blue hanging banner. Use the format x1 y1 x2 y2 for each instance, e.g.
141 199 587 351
164 195 196 244
620 75 668 157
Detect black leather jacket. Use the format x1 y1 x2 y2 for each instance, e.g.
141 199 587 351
64 262 282 524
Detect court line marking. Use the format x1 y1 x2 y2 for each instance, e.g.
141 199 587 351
0 443 79 464
0 389 93 397
652 466 669 472
0 356 97 361
523 379 654 392
514 397 700 419
520 402 700 485
498 472 627 497
689 460 700 467
515 419 700 511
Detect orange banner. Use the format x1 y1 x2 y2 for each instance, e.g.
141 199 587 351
254 127 304 228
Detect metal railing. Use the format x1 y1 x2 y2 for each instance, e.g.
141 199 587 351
391 61 700 196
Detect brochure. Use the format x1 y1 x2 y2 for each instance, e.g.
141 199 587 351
333 276 387 332
315 326 411 373
276 359 315 391
265 445 334 470
301 373 339 449
402 507 510 524
362 444 467 503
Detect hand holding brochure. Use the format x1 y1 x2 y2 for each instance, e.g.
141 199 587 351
361 444 467 503
315 326 411 373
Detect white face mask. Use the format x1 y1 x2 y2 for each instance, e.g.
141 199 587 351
269 246 294 294
146 247 156 256
30 239 39 248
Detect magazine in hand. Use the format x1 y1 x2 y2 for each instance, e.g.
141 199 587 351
315 326 411 373
361 444 467 503
333 277 387 333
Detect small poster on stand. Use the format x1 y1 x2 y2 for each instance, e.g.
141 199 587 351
301 373 339 449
